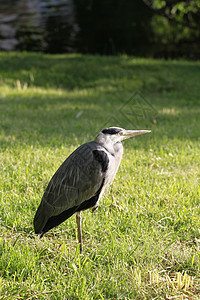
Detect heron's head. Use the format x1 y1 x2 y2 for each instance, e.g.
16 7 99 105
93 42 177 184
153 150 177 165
95 127 151 145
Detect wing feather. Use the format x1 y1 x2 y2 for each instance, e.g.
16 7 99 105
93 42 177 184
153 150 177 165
34 142 107 233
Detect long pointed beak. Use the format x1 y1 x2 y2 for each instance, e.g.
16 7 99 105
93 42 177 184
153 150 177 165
123 129 151 139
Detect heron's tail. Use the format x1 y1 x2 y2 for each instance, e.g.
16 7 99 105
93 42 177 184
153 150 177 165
33 200 54 235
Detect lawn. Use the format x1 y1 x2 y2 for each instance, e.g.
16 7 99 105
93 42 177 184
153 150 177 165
0 52 200 299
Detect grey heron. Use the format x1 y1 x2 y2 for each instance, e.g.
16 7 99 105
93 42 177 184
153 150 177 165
34 127 150 252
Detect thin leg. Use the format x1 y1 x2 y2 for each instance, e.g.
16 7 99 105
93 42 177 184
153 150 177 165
76 211 83 253
92 200 99 212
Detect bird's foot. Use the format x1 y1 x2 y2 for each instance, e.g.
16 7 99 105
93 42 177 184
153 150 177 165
79 243 83 254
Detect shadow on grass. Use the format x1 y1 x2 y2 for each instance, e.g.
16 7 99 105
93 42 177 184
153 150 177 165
0 52 199 94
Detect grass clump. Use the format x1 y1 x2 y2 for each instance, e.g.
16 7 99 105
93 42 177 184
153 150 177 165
0 52 200 299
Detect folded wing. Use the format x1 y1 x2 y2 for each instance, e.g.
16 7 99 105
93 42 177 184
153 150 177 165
34 142 108 234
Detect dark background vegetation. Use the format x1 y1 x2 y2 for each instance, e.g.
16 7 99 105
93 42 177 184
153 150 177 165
74 0 200 59
0 0 200 59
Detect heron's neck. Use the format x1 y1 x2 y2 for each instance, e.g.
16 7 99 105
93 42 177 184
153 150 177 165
113 141 123 155
95 134 123 155
96 140 123 157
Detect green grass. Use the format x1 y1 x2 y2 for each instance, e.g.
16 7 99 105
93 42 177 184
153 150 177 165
0 52 200 299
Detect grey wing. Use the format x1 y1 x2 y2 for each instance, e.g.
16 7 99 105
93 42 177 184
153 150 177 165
34 142 106 233
44 142 105 211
